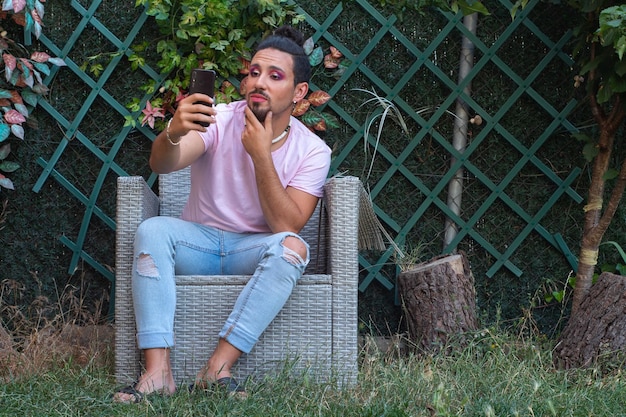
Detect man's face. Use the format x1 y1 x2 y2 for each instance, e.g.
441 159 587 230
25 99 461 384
246 48 298 122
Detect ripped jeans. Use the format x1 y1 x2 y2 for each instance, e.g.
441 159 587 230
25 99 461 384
131 216 309 354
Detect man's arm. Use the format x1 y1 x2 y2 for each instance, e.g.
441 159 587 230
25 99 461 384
255 158 320 233
149 93 215 174
242 107 321 233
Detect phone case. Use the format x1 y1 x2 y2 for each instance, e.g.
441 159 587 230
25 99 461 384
189 69 216 127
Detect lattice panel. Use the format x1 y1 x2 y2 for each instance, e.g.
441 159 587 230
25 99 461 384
30 0 166 312
296 0 582 296
30 0 584 318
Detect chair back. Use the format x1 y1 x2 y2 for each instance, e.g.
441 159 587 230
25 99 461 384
158 167 329 274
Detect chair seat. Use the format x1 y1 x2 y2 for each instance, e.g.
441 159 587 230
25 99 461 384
172 274 333 382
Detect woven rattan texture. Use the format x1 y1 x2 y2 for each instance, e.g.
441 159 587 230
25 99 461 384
172 275 332 382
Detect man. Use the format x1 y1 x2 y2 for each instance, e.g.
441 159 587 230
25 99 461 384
113 26 332 403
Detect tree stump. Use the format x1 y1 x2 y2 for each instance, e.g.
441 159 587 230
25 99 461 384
398 252 478 353
553 272 626 369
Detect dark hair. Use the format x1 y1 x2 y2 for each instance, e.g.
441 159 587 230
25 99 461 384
255 25 311 84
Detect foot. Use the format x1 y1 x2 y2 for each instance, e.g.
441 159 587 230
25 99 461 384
190 375 247 399
112 370 176 403
191 339 246 397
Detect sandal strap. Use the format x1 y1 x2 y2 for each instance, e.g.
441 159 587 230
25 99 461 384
114 383 144 403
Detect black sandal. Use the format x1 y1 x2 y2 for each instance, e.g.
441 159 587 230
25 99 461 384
215 376 246 395
112 382 144 403
189 376 247 397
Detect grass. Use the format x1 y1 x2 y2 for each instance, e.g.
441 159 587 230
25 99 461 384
1 326 626 417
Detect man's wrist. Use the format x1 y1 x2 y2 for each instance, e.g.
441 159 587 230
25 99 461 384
166 118 181 146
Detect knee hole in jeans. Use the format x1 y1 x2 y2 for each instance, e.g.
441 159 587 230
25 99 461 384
136 253 160 278
281 236 307 266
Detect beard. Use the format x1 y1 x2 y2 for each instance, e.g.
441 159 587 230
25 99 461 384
247 90 271 122
250 103 269 123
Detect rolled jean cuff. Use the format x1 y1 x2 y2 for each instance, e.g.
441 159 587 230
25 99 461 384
219 326 257 354
136 332 175 350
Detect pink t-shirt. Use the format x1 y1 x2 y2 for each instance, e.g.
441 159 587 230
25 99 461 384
181 100 332 233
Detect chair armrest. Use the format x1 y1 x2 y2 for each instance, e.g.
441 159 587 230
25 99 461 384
323 175 360 386
114 175 160 383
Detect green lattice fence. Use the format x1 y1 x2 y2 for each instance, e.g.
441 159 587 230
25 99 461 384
23 0 589 328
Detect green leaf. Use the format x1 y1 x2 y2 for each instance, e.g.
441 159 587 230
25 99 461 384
572 132 591 142
322 112 340 129
90 63 104 77
33 62 50 76
303 37 315 56
0 160 19 172
0 124 9 143
124 114 137 128
0 177 14 190
616 59 626 77
308 46 324 67
582 142 598 161
301 110 323 127
579 58 599 75
0 142 10 159
600 240 626 264
596 83 613 104
459 0 490 16
10 124 24 140
607 73 626 93
47 57 66 67
603 168 619 180
616 35 626 60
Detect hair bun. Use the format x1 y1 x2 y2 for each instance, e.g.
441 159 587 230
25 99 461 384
273 25 305 47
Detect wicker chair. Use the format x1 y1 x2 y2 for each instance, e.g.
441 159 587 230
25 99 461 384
114 168 360 387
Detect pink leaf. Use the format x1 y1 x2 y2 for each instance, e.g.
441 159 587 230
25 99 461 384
323 54 340 69
19 58 33 70
3 53 16 71
12 0 25 13
31 7 42 24
307 90 332 106
141 101 165 129
329 46 342 59
4 109 26 124
31 51 50 63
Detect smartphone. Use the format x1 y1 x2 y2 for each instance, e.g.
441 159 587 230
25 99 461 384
189 69 216 127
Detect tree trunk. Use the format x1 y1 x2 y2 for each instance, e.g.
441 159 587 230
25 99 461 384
554 272 626 369
571 48 626 315
398 252 478 353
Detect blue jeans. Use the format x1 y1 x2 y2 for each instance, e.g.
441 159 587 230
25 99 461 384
131 216 309 354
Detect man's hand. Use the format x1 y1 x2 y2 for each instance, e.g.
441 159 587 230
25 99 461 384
241 106 274 160
149 93 213 174
168 93 216 139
